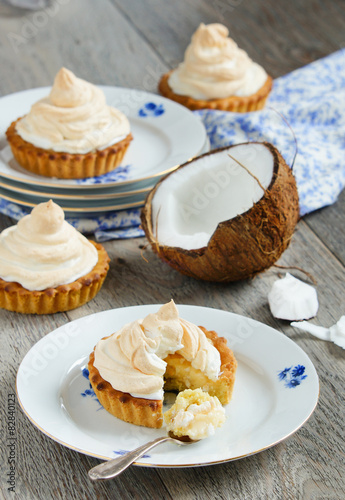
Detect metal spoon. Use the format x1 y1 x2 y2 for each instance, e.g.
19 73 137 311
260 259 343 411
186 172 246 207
88 432 196 480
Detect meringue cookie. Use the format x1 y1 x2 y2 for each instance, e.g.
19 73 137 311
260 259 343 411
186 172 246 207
268 273 319 321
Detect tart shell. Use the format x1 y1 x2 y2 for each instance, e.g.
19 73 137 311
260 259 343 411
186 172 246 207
88 326 237 428
88 350 164 429
0 241 110 314
6 119 132 179
159 71 273 112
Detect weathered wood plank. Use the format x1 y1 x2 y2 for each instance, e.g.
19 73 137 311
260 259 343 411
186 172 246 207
0 1 172 499
0 0 344 499
111 0 345 76
304 189 345 267
0 0 168 96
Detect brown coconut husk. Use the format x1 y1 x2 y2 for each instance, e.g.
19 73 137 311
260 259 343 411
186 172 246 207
141 142 299 282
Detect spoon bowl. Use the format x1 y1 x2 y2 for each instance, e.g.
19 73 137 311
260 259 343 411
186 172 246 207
88 431 197 480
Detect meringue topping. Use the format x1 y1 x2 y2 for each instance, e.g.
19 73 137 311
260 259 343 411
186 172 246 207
93 301 222 400
16 68 130 154
0 200 98 291
168 23 268 100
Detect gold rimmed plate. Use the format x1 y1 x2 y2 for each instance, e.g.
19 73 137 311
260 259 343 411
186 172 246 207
0 86 207 191
0 177 151 201
0 185 145 218
16 304 319 468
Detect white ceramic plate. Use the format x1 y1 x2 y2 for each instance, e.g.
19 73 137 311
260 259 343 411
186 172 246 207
0 186 145 217
0 86 207 190
0 183 147 210
0 177 152 201
16 305 319 468
0 137 209 202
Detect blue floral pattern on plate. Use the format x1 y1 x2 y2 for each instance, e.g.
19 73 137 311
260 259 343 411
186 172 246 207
278 364 307 388
113 449 151 458
82 368 152 458
81 368 103 409
139 102 165 117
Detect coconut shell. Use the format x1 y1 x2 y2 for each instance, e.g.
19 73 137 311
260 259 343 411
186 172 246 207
141 142 299 282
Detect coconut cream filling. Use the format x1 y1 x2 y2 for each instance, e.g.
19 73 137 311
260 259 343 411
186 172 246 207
151 143 274 250
15 67 130 154
93 301 221 400
167 401 220 439
164 389 225 440
0 200 98 291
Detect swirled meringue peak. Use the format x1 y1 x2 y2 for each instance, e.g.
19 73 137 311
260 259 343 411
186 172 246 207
168 23 268 99
0 200 98 291
16 68 130 154
94 300 222 400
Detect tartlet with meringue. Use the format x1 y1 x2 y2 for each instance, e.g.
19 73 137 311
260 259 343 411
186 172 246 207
88 301 237 428
6 68 132 179
159 23 272 112
0 200 109 314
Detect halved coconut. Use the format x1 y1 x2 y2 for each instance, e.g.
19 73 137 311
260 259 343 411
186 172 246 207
141 142 299 282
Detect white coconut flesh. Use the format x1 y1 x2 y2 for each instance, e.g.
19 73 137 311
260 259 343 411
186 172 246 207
151 143 275 250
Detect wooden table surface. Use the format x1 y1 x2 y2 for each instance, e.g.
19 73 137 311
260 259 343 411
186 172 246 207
0 1 344 499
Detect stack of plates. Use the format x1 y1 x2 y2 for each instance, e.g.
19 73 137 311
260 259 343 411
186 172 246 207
0 87 208 220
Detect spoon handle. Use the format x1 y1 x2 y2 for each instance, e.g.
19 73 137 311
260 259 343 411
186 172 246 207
88 436 174 480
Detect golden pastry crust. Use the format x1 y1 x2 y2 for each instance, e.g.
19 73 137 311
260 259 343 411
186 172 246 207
0 241 110 314
88 350 164 429
6 118 132 179
159 70 273 112
88 326 237 428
